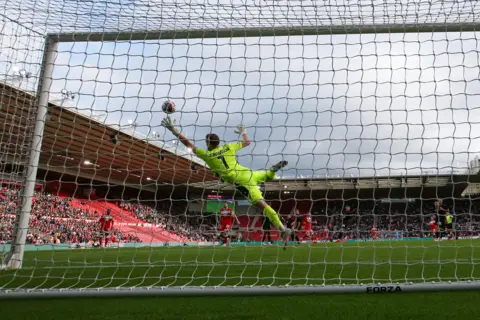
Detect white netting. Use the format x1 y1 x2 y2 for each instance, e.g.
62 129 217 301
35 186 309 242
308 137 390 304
0 14 45 265
3 0 480 33
1 0 480 295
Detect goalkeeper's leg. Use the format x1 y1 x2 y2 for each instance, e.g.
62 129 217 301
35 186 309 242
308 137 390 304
250 165 290 243
254 161 289 183
269 160 288 176
234 168 291 248
235 184 291 249
258 200 291 249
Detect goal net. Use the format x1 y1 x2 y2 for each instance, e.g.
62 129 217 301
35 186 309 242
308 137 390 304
1 0 480 297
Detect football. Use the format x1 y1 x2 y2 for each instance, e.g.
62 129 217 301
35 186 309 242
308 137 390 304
162 100 176 114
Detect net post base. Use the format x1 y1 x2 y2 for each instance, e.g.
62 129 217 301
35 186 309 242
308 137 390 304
2 253 22 270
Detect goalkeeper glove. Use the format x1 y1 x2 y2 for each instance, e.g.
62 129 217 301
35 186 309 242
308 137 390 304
234 124 246 135
161 116 177 132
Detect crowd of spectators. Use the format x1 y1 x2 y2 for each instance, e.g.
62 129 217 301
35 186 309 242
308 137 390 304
2 184 480 245
0 188 141 244
308 199 480 240
117 201 216 241
121 198 480 242
33 193 100 219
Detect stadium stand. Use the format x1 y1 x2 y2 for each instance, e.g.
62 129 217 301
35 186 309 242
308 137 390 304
0 186 212 244
2 182 480 245
0 187 138 244
230 198 480 242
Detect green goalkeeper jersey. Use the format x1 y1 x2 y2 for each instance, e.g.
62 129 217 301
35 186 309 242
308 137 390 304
195 142 249 179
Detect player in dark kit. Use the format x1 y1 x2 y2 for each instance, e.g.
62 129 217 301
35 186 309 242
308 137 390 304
295 209 303 231
261 216 272 244
286 211 301 243
435 200 449 239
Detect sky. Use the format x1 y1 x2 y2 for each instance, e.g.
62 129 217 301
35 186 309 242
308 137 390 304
1 0 480 179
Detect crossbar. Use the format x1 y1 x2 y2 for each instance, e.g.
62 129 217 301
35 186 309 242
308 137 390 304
48 23 480 42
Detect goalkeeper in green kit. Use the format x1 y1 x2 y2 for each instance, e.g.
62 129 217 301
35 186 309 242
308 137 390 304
161 116 292 249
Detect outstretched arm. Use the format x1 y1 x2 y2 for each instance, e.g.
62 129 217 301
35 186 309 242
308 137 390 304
234 124 251 148
162 117 197 152
175 131 195 151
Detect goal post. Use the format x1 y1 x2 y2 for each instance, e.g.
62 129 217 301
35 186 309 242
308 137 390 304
3 39 58 269
2 0 480 298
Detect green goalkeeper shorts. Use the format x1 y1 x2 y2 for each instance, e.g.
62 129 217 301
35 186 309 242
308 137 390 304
223 169 276 205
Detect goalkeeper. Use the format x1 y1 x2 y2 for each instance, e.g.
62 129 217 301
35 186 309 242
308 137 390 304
162 117 292 249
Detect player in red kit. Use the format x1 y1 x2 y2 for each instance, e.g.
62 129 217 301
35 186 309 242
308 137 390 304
429 215 437 241
371 226 379 240
99 209 114 247
219 201 240 245
302 212 313 242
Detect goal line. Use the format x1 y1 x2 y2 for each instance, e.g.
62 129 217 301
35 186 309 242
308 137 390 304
2 282 480 299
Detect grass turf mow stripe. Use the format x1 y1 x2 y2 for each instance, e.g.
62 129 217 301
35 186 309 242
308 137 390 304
2 240 480 290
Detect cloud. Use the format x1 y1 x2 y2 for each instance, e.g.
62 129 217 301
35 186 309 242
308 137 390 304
2 1 480 178
46 32 480 178
0 17 44 91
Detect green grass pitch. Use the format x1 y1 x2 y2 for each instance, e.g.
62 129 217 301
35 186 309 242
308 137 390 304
2 240 480 319
2 239 480 289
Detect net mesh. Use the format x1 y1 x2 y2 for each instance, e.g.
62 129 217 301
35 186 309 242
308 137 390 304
3 0 480 33
1 0 480 293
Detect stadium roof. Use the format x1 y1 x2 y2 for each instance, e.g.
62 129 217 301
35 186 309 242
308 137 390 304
0 81 215 193
190 173 480 200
